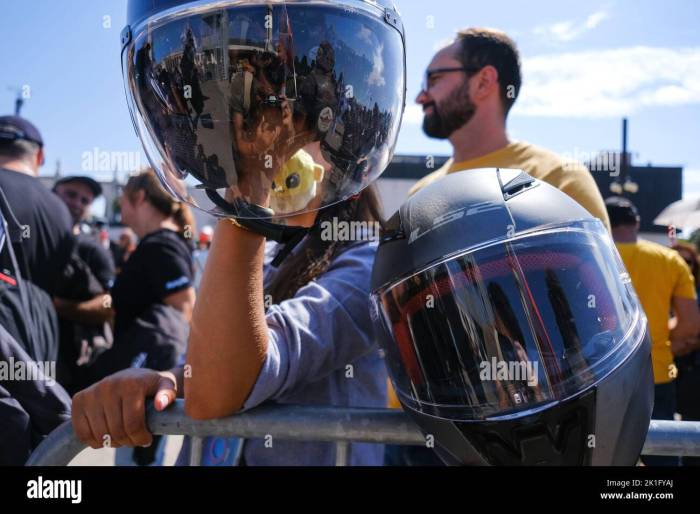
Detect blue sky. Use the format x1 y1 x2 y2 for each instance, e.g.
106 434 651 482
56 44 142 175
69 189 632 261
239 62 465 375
1 0 699 196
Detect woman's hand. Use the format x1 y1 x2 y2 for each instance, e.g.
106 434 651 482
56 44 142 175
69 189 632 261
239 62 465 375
72 368 180 449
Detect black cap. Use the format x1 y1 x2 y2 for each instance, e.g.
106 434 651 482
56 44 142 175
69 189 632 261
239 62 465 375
0 115 44 147
605 196 640 227
54 176 103 198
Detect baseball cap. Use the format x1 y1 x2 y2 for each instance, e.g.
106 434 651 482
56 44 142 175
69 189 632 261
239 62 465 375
54 176 103 198
0 115 44 147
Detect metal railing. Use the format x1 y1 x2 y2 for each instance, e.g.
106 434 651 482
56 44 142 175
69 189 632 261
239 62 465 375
25 400 700 466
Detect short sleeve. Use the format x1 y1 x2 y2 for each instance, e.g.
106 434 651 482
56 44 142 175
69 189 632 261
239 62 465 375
553 163 611 232
142 238 194 300
671 252 697 300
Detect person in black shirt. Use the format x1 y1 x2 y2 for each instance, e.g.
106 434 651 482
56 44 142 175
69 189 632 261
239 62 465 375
90 168 195 466
52 175 116 393
52 176 115 291
0 116 75 297
110 170 195 337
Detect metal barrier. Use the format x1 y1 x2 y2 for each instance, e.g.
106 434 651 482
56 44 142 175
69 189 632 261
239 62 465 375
25 400 700 466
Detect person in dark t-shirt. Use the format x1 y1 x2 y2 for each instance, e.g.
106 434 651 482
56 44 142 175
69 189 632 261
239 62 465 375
52 175 116 392
52 175 115 290
92 168 195 467
105 168 195 360
0 116 75 297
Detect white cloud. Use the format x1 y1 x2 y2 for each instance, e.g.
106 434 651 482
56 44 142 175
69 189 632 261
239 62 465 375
585 10 608 30
367 43 386 87
358 25 373 45
514 46 700 118
534 9 609 43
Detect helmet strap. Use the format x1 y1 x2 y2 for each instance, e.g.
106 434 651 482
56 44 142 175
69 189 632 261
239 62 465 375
205 188 312 267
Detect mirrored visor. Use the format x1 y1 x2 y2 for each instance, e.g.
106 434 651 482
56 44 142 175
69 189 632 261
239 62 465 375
372 222 645 421
122 1 405 220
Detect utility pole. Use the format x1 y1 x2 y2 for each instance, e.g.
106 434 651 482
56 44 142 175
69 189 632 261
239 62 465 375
6 86 25 116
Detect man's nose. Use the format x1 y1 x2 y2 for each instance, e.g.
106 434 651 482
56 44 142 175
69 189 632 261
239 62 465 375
416 89 429 105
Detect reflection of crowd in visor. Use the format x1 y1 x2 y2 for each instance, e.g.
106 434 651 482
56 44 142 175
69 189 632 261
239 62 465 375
128 4 400 217
379 242 627 419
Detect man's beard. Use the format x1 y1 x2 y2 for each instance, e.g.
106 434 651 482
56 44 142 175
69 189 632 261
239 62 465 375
422 83 476 139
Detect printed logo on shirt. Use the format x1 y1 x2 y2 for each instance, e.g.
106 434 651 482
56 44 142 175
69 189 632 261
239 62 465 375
165 276 190 291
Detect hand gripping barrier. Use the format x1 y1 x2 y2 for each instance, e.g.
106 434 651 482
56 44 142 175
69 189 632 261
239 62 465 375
25 400 700 466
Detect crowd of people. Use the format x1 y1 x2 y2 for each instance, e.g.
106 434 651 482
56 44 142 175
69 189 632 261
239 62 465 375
1 23 699 467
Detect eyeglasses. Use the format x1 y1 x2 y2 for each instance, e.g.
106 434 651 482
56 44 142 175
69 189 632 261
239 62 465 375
421 66 482 93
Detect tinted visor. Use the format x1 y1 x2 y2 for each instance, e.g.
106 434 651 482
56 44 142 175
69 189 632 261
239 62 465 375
122 1 405 220
372 222 645 421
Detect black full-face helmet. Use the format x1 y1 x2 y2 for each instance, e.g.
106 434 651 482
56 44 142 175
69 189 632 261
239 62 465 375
371 169 654 465
121 0 405 246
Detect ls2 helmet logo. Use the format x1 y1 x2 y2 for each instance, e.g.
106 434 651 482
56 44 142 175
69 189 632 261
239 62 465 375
408 202 505 245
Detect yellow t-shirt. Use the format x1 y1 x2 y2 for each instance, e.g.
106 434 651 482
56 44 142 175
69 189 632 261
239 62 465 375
616 240 697 384
409 141 611 232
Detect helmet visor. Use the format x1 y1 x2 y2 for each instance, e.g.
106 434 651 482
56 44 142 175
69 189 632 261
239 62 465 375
372 222 645 421
122 1 405 220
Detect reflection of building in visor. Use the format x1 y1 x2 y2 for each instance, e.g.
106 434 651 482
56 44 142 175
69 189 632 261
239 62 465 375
374 223 641 420
122 1 405 223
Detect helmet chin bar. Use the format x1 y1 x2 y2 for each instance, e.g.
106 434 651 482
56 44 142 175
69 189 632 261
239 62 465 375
205 188 310 267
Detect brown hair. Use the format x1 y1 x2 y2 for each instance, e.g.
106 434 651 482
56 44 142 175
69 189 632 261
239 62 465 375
673 242 700 284
123 168 196 239
265 184 384 304
455 28 522 117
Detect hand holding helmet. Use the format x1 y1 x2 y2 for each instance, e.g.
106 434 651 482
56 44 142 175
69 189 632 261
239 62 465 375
122 0 406 244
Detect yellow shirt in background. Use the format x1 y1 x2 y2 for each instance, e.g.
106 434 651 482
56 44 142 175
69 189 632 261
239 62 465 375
408 141 611 232
616 240 697 384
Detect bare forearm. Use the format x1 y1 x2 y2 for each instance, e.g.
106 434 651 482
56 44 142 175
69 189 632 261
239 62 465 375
670 317 699 342
53 294 113 325
184 220 268 419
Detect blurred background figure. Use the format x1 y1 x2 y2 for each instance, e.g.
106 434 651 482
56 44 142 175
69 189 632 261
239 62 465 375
672 241 700 466
0 118 71 464
0 115 74 297
111 227 137 274
606 196 700 466
193 225 213 291
52 175 115 394
88 168 195 466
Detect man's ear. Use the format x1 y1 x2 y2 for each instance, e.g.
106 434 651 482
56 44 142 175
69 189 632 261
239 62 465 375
35 148 45 171
471 65 500 102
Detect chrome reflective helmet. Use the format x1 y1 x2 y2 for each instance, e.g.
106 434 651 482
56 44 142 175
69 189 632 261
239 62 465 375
371 169 654 465
121 0 405 247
